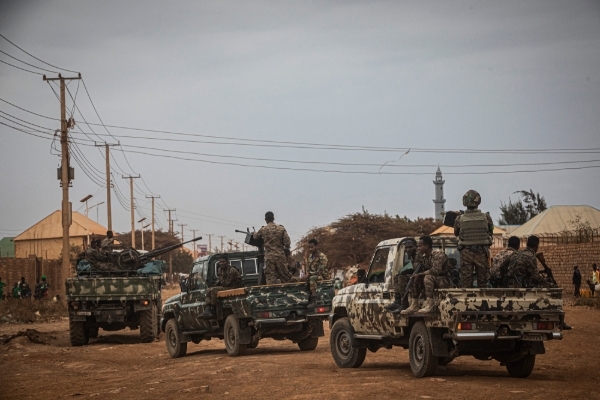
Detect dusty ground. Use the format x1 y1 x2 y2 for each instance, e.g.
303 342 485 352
1 291 598 400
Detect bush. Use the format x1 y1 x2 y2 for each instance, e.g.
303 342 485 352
573 297 600 309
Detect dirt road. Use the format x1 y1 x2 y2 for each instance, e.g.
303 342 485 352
1 303 598 400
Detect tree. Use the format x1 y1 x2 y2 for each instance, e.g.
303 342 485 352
498 190 547 225
566 214 595 243
116 229 193 274
297 208 442 270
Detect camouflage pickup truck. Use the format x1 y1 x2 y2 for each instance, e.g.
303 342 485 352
329 237 565 378
65 274 162 346
161 251 334 358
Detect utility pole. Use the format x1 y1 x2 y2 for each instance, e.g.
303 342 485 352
207 234 213 255
145 195 160 250
191 229 198 258
165 209 176 284
178 223 187 243
138 217 147 250
95 142 119 230
218 235 225 253
43 73 81 279
80 194 93 246
122 175 140 248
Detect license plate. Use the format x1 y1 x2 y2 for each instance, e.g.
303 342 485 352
77 311 92 316
523 334 544 341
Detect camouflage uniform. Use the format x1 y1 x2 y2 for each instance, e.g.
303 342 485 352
507 247 552 288
101 237 114 251
454 210 493 288
393 253 422 297
421 250 452 299
253 222 293 284
490 247 517 287
306 251 329 292
205 265 243 306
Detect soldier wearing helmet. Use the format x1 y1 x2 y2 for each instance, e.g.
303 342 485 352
454 190 494 288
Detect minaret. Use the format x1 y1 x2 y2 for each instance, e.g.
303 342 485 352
433 166 446 220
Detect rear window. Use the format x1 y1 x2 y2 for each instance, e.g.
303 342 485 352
243 259 258 275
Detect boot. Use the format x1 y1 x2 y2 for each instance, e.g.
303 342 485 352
392 295 410 314
401 298 420 315
199 305 216 320
384 294 402 312
561 321 572 330
418 298 435 313
306 291 317 309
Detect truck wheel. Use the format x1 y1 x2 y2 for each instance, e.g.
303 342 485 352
165 319 187 358
247 337 260 349
87 326 99 339
330 317 366 368
298 336 319 351
438 356 455 366
409 321 439 378
69 321 89 346
224 315 247 357
139 309 155 343
506 354 536 378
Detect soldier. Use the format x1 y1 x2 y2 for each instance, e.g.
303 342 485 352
199 254 244 319
402 236 452 314
506 235 552 288
305 239 329 308
454 190 494 288
253 211 294 284
490 236 520 287
385 238 418 313
101 230 115 251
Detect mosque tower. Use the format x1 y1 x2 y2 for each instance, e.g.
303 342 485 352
433 166 446 220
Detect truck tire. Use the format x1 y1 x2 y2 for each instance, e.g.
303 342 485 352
409 321 439 378
69 321 89 346
139 309 155 343
506 354 536 378
87 326 99 339
224 315 247 357
298 336 319 351
330 317 366 368
165 319 187 358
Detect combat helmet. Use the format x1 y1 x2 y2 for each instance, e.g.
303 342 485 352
462 190 481 208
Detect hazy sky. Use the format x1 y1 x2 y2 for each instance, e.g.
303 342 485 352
1 1 599 250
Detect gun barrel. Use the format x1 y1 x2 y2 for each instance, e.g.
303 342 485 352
235 230 247 234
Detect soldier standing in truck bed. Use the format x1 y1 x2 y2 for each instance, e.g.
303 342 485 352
200 254 244 319
305 239 329 308
454 190 494 288
253 211 294 284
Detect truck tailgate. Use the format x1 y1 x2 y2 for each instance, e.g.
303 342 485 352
65 277 161 301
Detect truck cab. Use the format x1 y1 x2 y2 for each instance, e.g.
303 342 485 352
329 237 565 378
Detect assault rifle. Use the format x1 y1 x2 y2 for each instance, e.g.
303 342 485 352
399 261 426 307
535 252 556 284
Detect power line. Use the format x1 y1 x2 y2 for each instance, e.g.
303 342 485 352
0 59 44 75
0 49 59 74
0 33 80 73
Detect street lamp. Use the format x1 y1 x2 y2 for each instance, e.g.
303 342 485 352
138 217 147 250
80 194 93 245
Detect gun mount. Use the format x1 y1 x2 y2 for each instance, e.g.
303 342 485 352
116 236 203 270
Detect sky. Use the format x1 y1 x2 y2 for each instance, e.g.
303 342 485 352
1 1 599 251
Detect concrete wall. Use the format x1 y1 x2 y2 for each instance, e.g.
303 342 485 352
492 242 600 292
0 256 64 299
14 237 85 260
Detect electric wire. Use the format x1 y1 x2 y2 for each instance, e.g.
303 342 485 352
0 59 44 75
0 49 59 74
0 33 80 74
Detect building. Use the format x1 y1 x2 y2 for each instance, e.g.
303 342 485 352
0 237 15 258
433 166 446 220
509 205 600 237
13 210 108 259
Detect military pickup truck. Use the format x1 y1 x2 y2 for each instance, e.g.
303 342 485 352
161 250 334 358
65 274 162 346
329 237 565 378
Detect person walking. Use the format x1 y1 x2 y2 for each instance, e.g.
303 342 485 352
572 266 582 297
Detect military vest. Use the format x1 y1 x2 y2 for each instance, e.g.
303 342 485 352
458 210 492 246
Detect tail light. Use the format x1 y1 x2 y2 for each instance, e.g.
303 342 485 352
533 322 554 330
316 306 330 313
140 300 149 306
457 322 476 330
256 312 272 318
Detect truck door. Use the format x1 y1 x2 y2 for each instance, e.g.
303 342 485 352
352 245 395 335
181 261 209 331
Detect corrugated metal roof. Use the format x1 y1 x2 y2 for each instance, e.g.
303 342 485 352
510 205 600 237
13 210 108 241
0 237 15 257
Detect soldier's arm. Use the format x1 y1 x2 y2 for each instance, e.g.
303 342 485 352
318 254 329 273
282 227 291 248
486 213 494 235
454 216 461 237
428 252 448 276
253 227 264 240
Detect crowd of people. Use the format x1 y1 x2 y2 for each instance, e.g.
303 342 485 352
0 275 50 300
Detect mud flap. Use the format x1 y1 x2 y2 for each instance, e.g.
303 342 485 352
429 328 450 357
239 323 252 345
529 341 545 355
152 303 159 339
310 319 325 338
